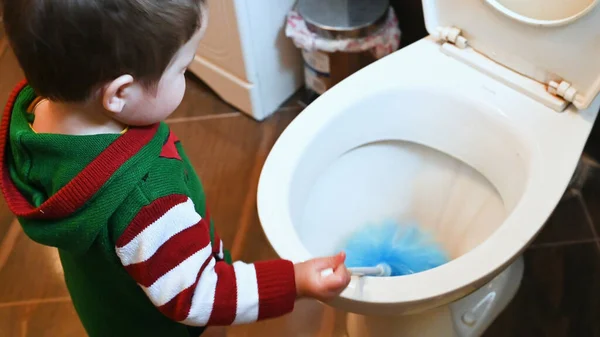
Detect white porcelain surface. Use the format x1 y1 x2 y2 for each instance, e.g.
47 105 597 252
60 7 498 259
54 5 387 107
450 256 524 337
257 37 600 316
486 0 597 23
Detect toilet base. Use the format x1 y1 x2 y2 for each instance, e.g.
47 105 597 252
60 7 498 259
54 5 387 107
346 305 456 337
344 256 524 337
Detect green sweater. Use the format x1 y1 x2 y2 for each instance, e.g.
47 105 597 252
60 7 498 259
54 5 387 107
0 81 296 337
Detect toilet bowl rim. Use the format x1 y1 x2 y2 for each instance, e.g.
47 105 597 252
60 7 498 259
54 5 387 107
258 144 553 303
257 96 551 304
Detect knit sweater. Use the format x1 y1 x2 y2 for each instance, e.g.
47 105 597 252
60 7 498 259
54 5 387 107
0 81 297 337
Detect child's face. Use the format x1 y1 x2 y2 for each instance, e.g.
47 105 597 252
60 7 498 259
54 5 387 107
113 27 205 126
102 4 209 127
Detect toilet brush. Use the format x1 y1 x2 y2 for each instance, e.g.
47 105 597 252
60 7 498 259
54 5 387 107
322 221 449 278
322 263 392 277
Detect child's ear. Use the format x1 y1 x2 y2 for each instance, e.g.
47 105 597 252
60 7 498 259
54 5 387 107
102 75 134 114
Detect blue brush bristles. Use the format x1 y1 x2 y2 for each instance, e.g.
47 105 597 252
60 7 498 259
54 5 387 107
342 221 449 277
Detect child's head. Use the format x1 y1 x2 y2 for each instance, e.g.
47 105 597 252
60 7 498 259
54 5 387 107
2 0 207 125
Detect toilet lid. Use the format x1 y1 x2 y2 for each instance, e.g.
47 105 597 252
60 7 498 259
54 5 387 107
423 0 600 110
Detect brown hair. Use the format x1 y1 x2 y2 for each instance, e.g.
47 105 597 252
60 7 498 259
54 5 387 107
1 0 205 102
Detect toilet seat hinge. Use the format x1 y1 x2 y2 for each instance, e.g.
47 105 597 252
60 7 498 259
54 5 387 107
547 80 578 104
436 26 468 49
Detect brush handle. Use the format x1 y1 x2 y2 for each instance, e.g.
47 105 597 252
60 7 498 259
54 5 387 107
320 264 390 278
348 266 386 276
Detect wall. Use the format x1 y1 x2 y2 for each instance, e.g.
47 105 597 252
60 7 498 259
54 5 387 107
389 0 428 47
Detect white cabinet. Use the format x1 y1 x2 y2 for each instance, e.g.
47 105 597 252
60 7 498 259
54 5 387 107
189 0 304 121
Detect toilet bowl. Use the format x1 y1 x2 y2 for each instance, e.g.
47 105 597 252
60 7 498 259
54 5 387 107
257 0 600 336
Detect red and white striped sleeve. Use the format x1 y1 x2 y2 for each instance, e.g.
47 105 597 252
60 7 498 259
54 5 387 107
115 194 296 326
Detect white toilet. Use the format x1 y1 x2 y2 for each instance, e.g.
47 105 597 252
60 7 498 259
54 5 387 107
257 0 600 336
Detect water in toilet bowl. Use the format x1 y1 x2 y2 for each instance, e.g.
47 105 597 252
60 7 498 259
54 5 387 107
341 220 449 277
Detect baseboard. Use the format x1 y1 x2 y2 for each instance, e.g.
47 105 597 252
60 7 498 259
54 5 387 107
188 55 267 120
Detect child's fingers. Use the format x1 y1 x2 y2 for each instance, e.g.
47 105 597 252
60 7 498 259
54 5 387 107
314 251 346 270
334 264 351 282
323 264 351 290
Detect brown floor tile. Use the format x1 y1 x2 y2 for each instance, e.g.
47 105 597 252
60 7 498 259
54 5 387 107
584 116 600 165
485 243 600 337
531 195 595 246
169 74 238 120
0 46 25 114
0 227 69 303
0 197 16 243
0 301 86 337
169 109 300 260
581 166 600 239
0 48 25 242
279 88 308 110
0 47 69 306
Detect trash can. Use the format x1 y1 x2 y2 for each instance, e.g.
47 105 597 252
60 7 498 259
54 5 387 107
287 0 401 99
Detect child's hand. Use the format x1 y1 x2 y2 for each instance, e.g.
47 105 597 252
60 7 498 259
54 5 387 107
294 252 351 302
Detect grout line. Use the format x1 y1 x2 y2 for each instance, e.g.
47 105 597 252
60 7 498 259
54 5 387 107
0 36 9 60
0 220 22 273
582 153 600 169
20 305 33 337
297 100 308 108
0 296 72 309
276 105 303 113
575 191 600 251
529 238 598 249
20 320 27 337
165 112 241 125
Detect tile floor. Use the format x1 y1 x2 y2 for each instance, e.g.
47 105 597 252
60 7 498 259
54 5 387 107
2 36 600 337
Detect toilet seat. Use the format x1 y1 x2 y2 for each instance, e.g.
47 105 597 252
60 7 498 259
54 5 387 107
258 37 600 315
423 0 600 112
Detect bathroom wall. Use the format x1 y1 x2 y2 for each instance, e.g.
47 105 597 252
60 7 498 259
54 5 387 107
389 0 428 48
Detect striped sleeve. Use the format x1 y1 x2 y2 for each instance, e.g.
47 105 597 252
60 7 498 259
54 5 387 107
115 194 296 326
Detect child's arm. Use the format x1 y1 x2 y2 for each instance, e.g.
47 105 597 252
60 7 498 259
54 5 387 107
114 194 349 327
114 194 293 326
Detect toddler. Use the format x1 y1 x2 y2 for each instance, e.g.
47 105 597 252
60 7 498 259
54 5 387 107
0 1 351 336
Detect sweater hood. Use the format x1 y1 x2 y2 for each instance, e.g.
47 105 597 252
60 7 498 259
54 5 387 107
0 81 163 254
